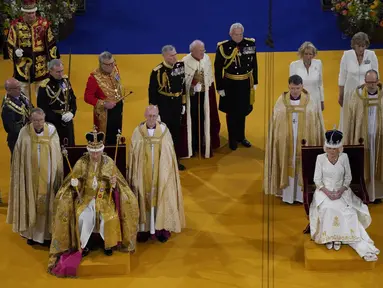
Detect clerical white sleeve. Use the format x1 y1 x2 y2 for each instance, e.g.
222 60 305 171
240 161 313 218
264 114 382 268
281 99 303 204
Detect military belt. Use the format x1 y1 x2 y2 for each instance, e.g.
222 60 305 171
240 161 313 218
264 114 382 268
224 71 253 80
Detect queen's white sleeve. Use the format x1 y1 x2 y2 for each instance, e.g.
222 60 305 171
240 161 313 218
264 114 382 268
342 153 352 188
313 155 324 189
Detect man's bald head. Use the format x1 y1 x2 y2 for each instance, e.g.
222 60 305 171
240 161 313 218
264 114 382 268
4 78 21 97
145 105 159 128
145 105 159 117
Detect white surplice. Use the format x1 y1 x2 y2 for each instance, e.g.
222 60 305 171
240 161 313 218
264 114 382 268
21 124 55 244
279 98 303 204
309 153 379 258
338 49 379 131
138 123 166 234
289 59 324 109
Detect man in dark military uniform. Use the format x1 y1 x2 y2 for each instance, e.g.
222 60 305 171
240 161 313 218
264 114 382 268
214 22 258 150
148 45 186 170
1 77 33 155
37 59 77 146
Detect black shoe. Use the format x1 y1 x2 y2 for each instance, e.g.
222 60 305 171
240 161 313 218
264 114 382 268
229 141 237 150
137 232 150 243
239 139 251 148
82 247 90 257
178 163 186 171
43 240 51 247
104 249 113 256
157 235 169 243
27 239 36 246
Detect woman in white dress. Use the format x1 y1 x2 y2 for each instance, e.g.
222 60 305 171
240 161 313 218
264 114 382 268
309 129 379 261
338 32 379 131
290 41 324 111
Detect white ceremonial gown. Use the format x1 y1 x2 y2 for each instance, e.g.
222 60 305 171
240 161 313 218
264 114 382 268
138 123 166 234
21 124 55 244
338 49 379 131
309 153 379 258
280 98 303 204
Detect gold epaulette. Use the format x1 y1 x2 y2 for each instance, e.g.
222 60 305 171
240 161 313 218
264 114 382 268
153 64 163 72
39 78 50 88
217 40 228 47
245 37 255 42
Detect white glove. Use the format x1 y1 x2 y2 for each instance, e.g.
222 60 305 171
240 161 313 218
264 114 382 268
71 178 79 187
218 90 225 97
62 112 74 122
15 48 23 58
253 85 257 90
181 105 186 115
194 83 202 93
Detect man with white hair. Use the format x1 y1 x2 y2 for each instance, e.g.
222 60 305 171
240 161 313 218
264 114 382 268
6 0 60 100
214 23 258 150
127 105 185 244
37 59 77 146
180 40 221 158
84 51 124 145
148 45 187 170
7 108 63 247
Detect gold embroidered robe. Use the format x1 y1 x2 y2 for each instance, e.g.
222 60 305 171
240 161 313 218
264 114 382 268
264 91 324 196
127 121 185 233
48 154 139 271
6 123 63 235
344 85 383 182
84 66 123 136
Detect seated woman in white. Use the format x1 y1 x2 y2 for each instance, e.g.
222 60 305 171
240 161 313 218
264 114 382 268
309 129 379 262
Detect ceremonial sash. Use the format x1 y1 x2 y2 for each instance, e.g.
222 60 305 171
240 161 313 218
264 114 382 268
30 123 50 220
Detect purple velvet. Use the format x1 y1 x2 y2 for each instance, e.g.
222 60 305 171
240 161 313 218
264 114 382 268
155 229 171 239
51 251 82 277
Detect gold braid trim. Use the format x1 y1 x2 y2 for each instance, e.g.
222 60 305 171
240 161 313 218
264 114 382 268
357 86 383 179
219 45 239 77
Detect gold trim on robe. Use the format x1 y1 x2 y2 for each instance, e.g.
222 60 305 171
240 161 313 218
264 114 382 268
263 91 325 196
92 67 122 134
127 122 185 232
48 154 139 271
344 85 383 182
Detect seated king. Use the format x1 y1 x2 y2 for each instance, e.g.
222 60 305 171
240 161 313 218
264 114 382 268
48 130 139 277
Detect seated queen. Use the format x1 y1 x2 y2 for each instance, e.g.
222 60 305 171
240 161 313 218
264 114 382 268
309 129 379 261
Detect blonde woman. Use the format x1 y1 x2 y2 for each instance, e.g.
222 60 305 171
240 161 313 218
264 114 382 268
338 32 379 131
310 129 379 261
289 41 324 111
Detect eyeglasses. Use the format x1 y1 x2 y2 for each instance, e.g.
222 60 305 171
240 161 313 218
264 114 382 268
102 61 115 67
